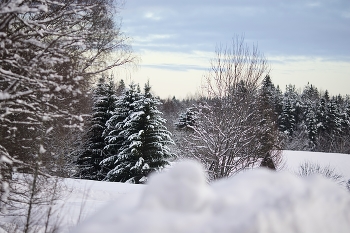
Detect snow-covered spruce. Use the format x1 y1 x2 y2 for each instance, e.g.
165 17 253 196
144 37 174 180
76 77 120 180
102 82 174 183
175 107 198 131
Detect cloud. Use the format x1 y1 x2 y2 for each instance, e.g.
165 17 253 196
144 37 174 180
143 64 206 72
117 0 350 98
137 49 211 70
134 34 175 43
121 0 350 60
144 12 162 21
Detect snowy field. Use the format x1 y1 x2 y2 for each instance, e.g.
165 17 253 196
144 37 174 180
283 150 350 179
2 150 350 233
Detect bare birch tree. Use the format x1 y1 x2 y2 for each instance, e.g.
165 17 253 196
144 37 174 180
203 35 268 99
182 36 281 180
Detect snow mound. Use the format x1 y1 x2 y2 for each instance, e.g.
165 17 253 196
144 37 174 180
141 160 211 212
73 160 350 233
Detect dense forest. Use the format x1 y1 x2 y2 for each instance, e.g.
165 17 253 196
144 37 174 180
73 74 350 182
169 76 350 154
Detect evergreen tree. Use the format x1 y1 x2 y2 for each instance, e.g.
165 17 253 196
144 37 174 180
301 83 320 148
304 106 317 147
313 90 330 152
273 83 350 153
161 96 183 134
116 79 126 96
76 77 117 180
261 75 275 105
101 83 142 179
316 94 328 134
341 99 350 133
258 76 280 156
102 82 174 183
162 96 182 115
326 98 342 135
278 85 301 136
301 83 319 102
274 85 284 121
175 107 198 131
324 90 330 102
279 97 296 136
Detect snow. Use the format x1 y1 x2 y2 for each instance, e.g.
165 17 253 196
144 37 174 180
2 151 350 232
72 157 350 233
52 179 144 232
283 150 350 179
0 155 12 165
0 92 11 101
39 144 46 154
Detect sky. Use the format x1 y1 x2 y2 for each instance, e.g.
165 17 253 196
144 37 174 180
115 0 350 99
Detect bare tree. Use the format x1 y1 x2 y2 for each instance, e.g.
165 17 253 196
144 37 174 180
181 36 280 180
1 168 65 233
0 0 135 231
203 35 268 99
0 145 12 214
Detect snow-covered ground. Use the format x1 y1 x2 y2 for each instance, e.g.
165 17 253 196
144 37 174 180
73 162 350 233
56 178 144 231
283 150 350 179
2 151 350 233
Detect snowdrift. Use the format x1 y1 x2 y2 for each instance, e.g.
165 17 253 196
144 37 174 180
73 160 350 233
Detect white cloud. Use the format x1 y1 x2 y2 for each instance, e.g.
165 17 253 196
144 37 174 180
113 50 350 99
138 49 212 68
134 34 175 43
144 12 162 20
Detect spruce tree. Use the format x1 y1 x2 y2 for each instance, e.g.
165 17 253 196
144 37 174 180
279 98 296 136
301 84 319 148
326 98 342 135
76 76 117 180
258 75 280 156
316 95 328 134
278 85 302 136
273 85 284 121
101 83 142 180
102 82 174 183
261 75 275 105
116 79 126 96
305 106 317 147
175 107 198 131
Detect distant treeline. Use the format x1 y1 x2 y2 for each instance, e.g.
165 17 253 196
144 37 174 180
162 76 350 154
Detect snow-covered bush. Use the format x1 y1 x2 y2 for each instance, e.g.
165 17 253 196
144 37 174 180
297 161 344 185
